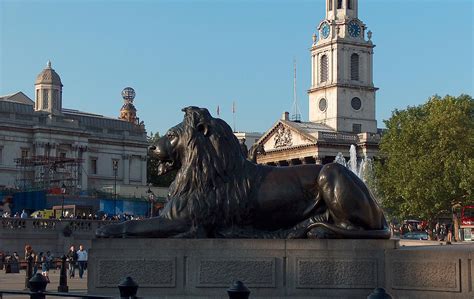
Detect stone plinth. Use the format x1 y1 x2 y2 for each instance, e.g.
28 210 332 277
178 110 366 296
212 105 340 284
88 238 397 298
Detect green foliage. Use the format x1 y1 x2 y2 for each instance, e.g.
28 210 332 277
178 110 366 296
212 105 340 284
147 132 177 187
375 94 474 222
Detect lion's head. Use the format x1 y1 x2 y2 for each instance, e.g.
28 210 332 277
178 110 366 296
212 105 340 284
150 107 257 232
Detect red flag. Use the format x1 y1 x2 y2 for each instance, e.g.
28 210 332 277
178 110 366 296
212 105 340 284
217 105 220 116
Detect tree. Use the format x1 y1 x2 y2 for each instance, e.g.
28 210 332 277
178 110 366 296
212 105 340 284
375 94 474 224
147 132 177 187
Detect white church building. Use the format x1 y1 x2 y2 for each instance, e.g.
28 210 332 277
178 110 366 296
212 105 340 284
256 0 381 166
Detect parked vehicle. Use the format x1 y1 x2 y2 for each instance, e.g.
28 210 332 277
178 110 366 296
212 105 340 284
401 231 429 240
30 209 54 219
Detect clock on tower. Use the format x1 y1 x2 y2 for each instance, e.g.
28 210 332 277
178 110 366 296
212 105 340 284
308 0 378 134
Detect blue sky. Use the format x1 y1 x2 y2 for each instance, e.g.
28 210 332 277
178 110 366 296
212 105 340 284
1 0 472 134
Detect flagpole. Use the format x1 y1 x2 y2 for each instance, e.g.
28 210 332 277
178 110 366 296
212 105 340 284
232 101 236 132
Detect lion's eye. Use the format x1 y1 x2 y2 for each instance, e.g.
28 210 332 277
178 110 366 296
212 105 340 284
167 132 175 139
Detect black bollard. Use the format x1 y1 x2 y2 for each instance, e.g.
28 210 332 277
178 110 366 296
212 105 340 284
118 276 139 299
227 281 250 299
58 255 69 292
24 255 34 290
367 287 393 299
29 273 48 299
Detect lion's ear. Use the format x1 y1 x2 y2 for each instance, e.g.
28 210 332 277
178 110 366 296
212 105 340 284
197 122 209 136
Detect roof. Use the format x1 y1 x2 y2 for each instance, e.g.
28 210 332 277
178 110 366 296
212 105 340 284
0 91 34 106
281 120 335 136
35 61 62 86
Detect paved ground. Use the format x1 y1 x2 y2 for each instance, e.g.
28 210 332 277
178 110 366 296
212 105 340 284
0 268 87 298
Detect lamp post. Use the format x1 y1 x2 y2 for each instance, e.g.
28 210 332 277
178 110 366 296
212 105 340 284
113 160 118 216
60 183 66 219
147 184 155 218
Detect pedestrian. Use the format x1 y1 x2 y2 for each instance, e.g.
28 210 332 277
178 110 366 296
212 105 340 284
24 245 35 273
76 245 88 279
45 251 53 271
21 210 28 219
34 252 43 275
66 245 78 278
41 253 50 282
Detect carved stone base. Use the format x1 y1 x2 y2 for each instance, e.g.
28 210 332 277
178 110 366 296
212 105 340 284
88 239 397 298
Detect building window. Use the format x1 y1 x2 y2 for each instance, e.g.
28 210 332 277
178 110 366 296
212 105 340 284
320 55 328 83
353 124 362 133
337 0 343 9
319 98 327 111
351 53 359 81
0 147 3 164
347 0 352 9
351 97 362 110
53 90 59 110
42 90 48 109
90 158 97 175
328 0 332 10
21 149 29 159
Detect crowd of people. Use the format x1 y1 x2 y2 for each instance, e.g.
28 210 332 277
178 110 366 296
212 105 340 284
1 210 143 221
0 244 89 282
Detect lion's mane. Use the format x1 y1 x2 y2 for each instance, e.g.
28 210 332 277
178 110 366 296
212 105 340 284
168 108 259 234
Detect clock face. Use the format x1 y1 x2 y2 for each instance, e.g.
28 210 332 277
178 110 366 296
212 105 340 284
348 21 361 38
321 23 330 39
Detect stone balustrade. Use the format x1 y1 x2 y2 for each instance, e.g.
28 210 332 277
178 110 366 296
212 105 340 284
0 218 116 256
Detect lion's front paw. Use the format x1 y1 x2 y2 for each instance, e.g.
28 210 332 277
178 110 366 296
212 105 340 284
96 223 125 238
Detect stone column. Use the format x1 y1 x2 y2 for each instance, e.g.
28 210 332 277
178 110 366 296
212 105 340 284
34 142 45 156
141 156 147 185
122 154 130 185
49 143 58 158
80 147 88 191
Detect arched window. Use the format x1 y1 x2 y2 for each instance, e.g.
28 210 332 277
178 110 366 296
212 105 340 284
337 0 343 9
42 89 48 109
351 53 359 81
328 0 332 10
320 55 328 83
347 0 352 9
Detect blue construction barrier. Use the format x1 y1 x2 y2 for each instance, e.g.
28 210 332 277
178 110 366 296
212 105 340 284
100 199 149 216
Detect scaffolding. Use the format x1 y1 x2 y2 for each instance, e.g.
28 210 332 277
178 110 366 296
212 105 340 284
14 155 83 193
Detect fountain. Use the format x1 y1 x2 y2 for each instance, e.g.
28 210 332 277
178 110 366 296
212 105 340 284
334 144 374 184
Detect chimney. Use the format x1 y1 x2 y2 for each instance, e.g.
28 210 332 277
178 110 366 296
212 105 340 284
282 112 289 121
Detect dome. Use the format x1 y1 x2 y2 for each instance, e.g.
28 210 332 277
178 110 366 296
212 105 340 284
35 61 63 86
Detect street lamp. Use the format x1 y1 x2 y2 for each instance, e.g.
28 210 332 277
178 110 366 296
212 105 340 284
113 160 118 216
60 183 67 219
147 184 155 218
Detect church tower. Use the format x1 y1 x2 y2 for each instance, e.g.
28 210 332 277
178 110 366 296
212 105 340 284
308 0 377 133
34 61 63 115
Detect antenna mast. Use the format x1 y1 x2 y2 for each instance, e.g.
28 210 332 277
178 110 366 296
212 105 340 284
291 58 301 122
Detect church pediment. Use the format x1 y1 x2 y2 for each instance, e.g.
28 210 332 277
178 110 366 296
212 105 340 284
259 121 316 152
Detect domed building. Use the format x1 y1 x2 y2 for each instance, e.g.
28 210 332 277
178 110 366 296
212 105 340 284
0 61 149 198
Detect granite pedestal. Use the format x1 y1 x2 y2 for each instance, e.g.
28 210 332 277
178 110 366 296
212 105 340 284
88 238 397 298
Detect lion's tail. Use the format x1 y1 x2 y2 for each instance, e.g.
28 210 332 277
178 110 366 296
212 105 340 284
305 222 391 239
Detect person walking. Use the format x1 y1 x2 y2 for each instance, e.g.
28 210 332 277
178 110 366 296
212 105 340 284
76 245 88 279
41 253 50 282
66 245 78 278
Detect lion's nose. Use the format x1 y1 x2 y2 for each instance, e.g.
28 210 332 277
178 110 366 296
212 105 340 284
148 145 156 152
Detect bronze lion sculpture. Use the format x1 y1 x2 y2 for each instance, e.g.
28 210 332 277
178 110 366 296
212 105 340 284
97 106 390 239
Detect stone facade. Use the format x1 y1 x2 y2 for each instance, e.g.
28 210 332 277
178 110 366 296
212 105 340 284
256 113 380 166
309 0 377 134
0 62 148 193
255 0 380 166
